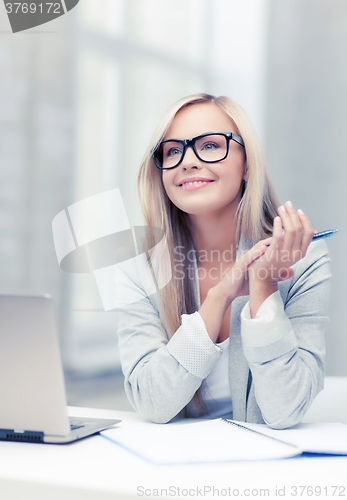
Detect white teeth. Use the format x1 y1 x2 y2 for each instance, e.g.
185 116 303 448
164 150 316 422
179 180 212 187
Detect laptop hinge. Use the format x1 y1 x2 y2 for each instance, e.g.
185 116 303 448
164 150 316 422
0 429 44 443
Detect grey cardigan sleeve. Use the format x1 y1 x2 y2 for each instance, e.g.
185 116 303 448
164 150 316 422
116 264 222 423
240 239 331 429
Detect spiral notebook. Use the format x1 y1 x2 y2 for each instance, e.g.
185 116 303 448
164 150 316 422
101 418 302 464
101 418 347 464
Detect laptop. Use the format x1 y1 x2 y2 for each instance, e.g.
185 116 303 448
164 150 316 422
0 294 120 443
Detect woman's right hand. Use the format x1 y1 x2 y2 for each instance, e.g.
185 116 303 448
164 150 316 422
215 239 270 306
199 240 270 343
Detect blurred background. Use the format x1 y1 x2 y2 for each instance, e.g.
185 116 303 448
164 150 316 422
0 0 346 411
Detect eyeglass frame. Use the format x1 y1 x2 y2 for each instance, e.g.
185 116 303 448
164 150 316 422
152 132 245 170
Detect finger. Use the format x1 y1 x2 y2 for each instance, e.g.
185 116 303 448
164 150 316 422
278 267 295 281
284 201 304 254
260 236 273 245
240 243 267 270
251 244 268 264
270 215 283 250
260 236 272 248
297 209 315 254
262 216 282 266
278 204 295 253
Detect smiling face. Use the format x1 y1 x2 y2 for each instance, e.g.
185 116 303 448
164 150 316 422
161 103 247 219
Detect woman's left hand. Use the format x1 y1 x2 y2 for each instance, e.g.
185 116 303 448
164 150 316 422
247 201 315 286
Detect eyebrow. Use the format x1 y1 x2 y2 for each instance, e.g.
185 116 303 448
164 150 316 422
164 132 225 141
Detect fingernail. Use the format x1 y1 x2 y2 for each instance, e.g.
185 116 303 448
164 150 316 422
279 205 286 212
298 209 305 215
285 200 293 208
275 216 281 222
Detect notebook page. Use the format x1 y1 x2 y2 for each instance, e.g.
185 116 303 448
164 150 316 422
239 421 347 455
101 418 301 464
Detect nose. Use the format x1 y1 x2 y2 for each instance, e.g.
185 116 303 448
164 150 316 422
180 145 202 170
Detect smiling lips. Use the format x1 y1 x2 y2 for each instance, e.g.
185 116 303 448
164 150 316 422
178 178 215 191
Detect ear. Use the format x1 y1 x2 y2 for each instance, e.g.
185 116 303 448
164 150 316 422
243 167 249 182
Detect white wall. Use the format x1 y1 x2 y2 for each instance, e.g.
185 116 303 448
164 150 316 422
265 0 347 375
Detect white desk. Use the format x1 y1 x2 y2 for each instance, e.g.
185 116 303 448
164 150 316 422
1 406 347 500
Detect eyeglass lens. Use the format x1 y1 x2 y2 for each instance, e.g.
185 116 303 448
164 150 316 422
158 134 228 169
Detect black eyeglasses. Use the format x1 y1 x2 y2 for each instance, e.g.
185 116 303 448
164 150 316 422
152 132 245 170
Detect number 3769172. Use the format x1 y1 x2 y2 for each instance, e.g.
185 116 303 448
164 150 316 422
5 3 62 14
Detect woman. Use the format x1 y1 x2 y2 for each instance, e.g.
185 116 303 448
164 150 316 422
116 93 331 428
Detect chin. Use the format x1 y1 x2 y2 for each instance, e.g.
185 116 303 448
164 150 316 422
178 203 224 216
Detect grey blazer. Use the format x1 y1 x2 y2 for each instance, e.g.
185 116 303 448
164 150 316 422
116 238 331 428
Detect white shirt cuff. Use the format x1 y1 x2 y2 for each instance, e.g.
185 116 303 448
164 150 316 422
241 290 293 348
167 311 222 379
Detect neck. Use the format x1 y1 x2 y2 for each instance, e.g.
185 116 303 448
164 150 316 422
188 205 239 265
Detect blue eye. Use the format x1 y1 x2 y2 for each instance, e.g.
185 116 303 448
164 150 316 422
200 141 220 151
166 147 182 157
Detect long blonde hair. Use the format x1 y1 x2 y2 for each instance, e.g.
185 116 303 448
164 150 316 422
138 93 281 338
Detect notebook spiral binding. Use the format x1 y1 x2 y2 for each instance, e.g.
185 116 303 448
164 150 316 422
221 419 298 450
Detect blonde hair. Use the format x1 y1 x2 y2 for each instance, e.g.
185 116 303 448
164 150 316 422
138 93 281 338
